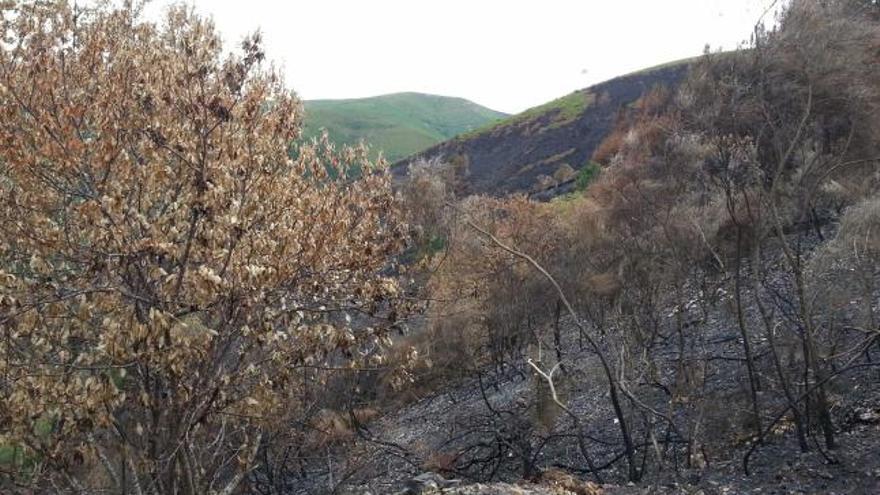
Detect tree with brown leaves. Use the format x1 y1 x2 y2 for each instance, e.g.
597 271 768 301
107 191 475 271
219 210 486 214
0 1 406 493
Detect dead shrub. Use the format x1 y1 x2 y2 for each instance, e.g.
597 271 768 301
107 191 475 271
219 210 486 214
422 451 457 475
536 467 603 495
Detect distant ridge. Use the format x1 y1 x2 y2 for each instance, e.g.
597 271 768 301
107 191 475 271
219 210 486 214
393 61 694 197
303 92 508 162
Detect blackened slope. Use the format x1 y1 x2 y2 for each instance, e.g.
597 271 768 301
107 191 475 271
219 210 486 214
393 64 690 197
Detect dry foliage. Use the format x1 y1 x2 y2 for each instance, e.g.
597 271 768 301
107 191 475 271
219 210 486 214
0 2 406 493
399 0 880 486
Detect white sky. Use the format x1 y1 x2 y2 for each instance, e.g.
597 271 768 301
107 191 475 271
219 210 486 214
145 1 782 114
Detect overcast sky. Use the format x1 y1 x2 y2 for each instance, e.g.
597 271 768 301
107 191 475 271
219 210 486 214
145 1 782 114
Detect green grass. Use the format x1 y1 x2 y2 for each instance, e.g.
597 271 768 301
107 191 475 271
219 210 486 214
458 90 595 140
548 162 603 203
302 92 507 162
575 161 602 191
622 55 702 78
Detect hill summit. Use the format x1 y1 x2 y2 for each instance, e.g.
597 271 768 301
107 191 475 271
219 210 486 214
303 92 508 162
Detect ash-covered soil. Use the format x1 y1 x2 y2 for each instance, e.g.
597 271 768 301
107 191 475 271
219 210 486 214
285 227 880 495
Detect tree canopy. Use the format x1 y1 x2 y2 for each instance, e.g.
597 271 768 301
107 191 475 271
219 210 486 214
0 1 406 492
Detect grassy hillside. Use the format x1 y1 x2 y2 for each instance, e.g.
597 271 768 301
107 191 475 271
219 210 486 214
302 92 507 162
458 89 597 141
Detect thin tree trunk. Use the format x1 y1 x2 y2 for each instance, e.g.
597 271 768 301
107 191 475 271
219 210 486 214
733 227 763 440
461 212 640 481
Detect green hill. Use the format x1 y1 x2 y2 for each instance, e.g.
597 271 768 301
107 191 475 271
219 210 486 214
302 92 508 162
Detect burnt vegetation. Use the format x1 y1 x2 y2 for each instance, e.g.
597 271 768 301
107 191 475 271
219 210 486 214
373 0 880 492
2 0 880 494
